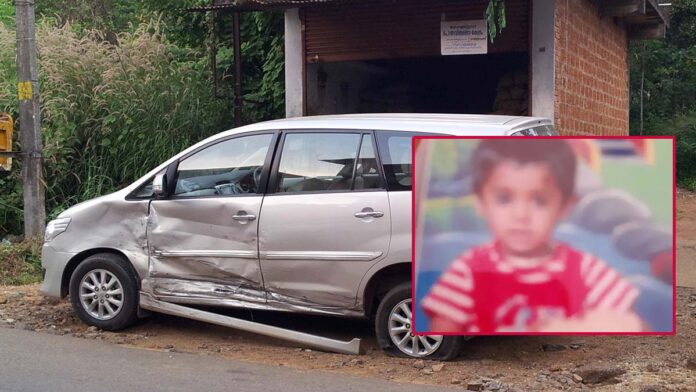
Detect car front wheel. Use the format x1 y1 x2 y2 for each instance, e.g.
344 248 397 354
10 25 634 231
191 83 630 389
69 253 139 331
375 282 463 360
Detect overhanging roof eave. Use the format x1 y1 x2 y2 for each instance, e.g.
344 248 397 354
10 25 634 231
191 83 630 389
182 0 350 12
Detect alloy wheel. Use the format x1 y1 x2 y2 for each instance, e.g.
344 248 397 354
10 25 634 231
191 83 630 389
388 298 443 357
78 269 124 321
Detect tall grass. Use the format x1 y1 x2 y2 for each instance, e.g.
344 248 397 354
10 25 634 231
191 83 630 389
0 0 12 28
0 19 232 235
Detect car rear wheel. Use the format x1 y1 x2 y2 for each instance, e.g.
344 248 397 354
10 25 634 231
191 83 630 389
69 253 139 331
375 282 463 360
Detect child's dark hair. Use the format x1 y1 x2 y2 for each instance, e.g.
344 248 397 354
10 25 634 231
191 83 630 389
471 139 577 199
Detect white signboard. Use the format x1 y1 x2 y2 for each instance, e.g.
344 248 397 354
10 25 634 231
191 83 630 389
441 20 488 55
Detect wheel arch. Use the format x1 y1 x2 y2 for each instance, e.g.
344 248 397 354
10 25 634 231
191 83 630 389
361 262 411 319
61 248 140 297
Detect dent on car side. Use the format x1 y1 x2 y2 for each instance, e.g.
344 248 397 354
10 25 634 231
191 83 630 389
41 114 556 318
41 192 150 298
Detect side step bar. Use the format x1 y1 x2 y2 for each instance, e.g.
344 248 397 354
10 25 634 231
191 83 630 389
139 292 364 355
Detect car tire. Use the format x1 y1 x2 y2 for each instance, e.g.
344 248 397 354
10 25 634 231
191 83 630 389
69 253 139 331
375 282 463 360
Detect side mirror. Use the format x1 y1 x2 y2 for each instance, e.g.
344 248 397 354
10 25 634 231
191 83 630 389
152 173 167 197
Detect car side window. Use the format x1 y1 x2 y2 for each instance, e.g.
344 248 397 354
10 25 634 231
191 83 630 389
174 134 273 197
276 133 362 193
354 134 382 190
376 132 415 191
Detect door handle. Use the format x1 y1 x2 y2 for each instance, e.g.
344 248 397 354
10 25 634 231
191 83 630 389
354 210 384 218
232 212 256 221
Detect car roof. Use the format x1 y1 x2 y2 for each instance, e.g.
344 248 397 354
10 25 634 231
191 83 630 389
220 113 553 137
121 113 554 194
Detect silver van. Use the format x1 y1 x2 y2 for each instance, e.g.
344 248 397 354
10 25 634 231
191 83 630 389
40 114 556 359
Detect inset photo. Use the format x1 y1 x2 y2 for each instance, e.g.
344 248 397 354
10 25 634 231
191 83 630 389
413 137 675 334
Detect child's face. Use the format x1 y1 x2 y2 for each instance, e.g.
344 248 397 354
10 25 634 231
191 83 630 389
475 159 575 257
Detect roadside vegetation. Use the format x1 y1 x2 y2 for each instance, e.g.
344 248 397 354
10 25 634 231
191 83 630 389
0 0 284 238
629 0 696 188
0 239 41 285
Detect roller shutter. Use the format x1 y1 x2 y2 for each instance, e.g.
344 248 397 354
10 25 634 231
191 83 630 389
304 0 530 63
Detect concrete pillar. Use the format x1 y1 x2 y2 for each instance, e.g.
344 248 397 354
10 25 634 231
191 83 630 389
284 8 304 118
531 0 555 121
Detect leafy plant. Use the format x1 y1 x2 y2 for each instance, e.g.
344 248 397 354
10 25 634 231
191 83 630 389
647 111 696 190
34 0 286 126
630 0 696 185
1 0 288 237
0 19 233 235
486 0 507 43
0 0 13 27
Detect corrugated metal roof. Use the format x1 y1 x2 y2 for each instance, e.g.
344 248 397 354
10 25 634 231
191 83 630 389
184 0 668 34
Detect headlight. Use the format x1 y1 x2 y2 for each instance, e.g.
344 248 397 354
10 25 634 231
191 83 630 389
44 217 71 242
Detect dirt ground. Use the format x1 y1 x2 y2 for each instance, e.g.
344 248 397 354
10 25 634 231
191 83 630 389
1 193 695 391
677 189 696 288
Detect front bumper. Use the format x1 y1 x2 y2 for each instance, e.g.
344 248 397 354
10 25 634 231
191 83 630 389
40 245 77 298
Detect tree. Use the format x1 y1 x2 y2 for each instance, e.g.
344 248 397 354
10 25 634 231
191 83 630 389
630 0 696 129
629 0 696 186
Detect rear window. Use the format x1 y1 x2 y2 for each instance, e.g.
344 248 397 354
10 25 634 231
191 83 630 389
376 131 444 191
511 125 558 136
376 126 557 191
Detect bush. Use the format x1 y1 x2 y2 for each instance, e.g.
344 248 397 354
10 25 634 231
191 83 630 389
643 110 696 190
0 238 42 285
0 0 12 28
0 19 233 235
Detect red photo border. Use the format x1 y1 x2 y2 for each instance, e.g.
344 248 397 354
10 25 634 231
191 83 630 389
411 135 677 336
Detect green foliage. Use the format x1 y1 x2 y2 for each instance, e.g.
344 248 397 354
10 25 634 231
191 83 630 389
193 10 285 123
36 0 163 40
630 0 696 185
630 0 696 123
0 19 20 235
0 0 13 27
667 0 696 49
486 0 507 43
0 238 42 285
34 0 285 124
630 41 696 126
0 19 232 235
0 174 23 236
238 11 285 122
645 111 696 190
0 0 286 236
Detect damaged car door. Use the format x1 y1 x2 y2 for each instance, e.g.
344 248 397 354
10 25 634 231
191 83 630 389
146 133 276 305
258 131 390 313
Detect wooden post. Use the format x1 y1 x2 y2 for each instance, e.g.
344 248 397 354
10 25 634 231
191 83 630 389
233 12 242 127
15 0 46 239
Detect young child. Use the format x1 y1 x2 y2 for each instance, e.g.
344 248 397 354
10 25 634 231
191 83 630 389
420 139 643 333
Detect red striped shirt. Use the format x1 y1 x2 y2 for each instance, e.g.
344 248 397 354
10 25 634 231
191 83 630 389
421 241 639 333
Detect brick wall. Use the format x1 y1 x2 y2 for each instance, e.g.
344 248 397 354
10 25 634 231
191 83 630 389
554 0 629 135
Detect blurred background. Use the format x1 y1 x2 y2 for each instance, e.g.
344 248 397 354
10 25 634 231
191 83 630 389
414 138 674 332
